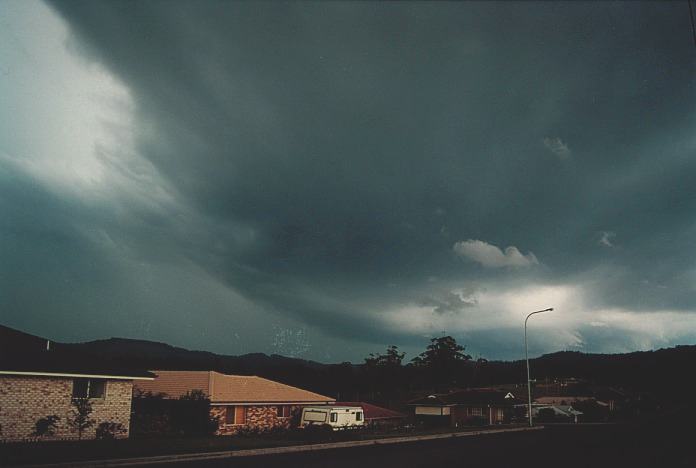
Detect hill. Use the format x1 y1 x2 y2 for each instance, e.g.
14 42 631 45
2 324 694 400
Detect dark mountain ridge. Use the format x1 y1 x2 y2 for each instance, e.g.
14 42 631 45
2 324 693 398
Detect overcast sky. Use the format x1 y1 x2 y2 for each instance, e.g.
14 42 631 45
1 1 696 362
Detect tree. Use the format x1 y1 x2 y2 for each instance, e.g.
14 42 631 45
411 336 472 391
411 336 471 367
365 345 405 368
68 398 94 439
364 345 406 402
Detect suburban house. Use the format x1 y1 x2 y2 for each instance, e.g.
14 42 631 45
0 357 154 441
0 324 154 441
409 389 517 427
529 404 583 423
533 378 627 412
133 370 335 434
333 401 407 428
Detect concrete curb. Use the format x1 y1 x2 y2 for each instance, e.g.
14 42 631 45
14 426 545 468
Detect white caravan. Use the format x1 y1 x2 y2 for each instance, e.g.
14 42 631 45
300 406 365 430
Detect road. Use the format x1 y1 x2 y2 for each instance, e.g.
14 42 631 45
151 423 693 468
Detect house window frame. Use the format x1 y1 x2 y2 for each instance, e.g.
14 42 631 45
276 405 291 418
72 378 107 400
225 406 247 425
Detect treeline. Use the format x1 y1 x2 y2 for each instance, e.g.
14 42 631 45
59 335 696 406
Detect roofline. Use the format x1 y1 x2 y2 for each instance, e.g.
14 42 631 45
212 400 335 405
308 405 361 409
0 370 154 380
408 403 457 407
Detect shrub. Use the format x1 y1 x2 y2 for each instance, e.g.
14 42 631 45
130 392 171 437
536 408 558 423
263 425 293 438
68 398 94 439
461 416 487 427
170 390 219 436
234 426 263 438
303 423 334 442
131 390 218 437
31 415 60 437
96 422 127 440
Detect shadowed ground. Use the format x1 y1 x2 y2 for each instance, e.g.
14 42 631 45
160 419 692 468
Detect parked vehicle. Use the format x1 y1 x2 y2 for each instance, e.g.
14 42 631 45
300 406 365 430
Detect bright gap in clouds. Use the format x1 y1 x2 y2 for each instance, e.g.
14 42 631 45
382 282 696 359
0 0 134 193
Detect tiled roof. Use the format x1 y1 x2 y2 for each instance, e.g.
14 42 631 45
133 370 335 404
134 370 211 397
334 402 407 420
409 389 517 406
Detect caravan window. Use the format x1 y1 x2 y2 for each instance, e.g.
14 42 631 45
330 412 338 423
356 411 363 421
304 410 327 422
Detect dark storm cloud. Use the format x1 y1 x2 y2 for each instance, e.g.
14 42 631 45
2 1 695 360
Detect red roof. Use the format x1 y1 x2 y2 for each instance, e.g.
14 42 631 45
134 370 334 404
334 402 406 421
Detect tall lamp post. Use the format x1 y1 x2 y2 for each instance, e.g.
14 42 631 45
525 307 554 427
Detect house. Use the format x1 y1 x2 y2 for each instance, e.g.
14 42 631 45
524 403 583 423
333 401 407 428
133 370 335 434
533 377 627 411
409 389 517 427
0 356 154 441
535 396 595 406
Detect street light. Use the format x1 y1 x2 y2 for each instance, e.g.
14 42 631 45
525 307 553 427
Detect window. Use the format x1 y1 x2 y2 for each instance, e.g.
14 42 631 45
88 379 106 398
225 407 235 425
276 405 291 418
72 378 106 399
356 411 363 421
330 412 338 423
225 406 246 425
471 407 482 416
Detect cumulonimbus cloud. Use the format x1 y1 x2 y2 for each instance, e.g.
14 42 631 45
453 239 538 268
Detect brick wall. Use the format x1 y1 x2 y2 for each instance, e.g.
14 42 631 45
212 404 303 435
0 375 134 441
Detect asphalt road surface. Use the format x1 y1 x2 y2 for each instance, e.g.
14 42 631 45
152 423 693 468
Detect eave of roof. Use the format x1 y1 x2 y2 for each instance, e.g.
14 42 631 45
212 400 334 405
409 403 457 407
0 370 154 380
